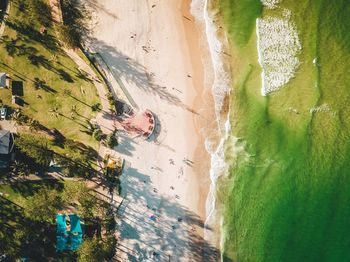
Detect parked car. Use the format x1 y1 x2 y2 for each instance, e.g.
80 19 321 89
0 254 6 262
0 107 7 120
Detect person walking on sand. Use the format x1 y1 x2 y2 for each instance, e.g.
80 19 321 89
182 158 193 166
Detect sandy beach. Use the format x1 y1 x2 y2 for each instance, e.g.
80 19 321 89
83 0 218 261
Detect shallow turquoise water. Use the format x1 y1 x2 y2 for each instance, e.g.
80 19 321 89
220 0 350 261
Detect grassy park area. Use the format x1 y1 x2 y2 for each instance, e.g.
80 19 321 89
219 0 350 261
0 180 116 260
0 2 117 259
0 180 64 260
0 0 99 147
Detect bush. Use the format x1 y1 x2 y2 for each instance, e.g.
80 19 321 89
92 129 103 141
24 188 63 222
77 238 104 262
91 103 101 112
106 92 116 108
60 0 91 48
77 236 117 262
55 139 98 178
16 134 53 167
105 131 118 148
103 236 117 260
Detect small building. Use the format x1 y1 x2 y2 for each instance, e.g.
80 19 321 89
0 130 14 155
0 129 14 168
0 73 7 88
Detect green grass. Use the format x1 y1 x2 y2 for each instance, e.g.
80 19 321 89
0 0 99 148
0 180 65 259
219 0 350 261
0 180 64 203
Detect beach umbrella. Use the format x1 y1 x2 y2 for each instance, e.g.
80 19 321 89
149 214 156 221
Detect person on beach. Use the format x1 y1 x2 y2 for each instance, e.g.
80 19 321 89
178 167 184 175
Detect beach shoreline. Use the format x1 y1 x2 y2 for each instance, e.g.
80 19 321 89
83 0 219 260
181 0 217 241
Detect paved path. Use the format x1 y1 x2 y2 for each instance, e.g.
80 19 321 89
0 0 10 38
92 53 138 109
48 0 125 228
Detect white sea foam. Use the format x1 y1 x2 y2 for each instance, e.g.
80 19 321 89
310 104 336 116
256 15 301 95
261 0 282 9
192 0 230 114
191 0 232 253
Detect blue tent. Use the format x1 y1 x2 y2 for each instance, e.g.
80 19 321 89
56 215 68 251
69 234 83 251
56 214 83 252
69 214 82 233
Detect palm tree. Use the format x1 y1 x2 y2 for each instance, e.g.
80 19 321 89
10 160 28 177
28 118 41 131
49 106 60 118
63 89 72 97
12 109 26 125
49 54 58 63
33 77 45 90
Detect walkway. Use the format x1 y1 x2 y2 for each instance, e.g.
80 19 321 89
48 0 123 208
91 53 138 109
0 0 10 38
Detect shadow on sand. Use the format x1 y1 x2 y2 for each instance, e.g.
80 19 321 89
86 37 198 114
114 165 220 261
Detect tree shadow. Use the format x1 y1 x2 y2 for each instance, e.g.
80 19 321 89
75 69 93 83
0 61 33 82
113 133 137 157
33 77 57 93
5 19 61 53
114 166 220 261
10 180 64 198
0 195 58 260
60 0 92 48
0 36 74 83
85 0 119 20
66 93 91 108
86 38 196 113
57 68 74 83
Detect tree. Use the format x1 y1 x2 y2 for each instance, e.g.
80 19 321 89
105 130 118 148
61 181 87 204
103 236 117 260
33 77 45 90
16 134 53 166
77 236 116 262
49 106 60 118
24 188 63 222
9 160 30 177
11 109 29 125
27 118 41 131
106 92 116 108
59 0 91 48
77 238 105 262
61 182 100 221
92 129 103 141
91 103 101 112
55 139 98 177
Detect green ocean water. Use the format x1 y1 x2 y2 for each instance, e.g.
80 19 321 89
219 0 350 261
